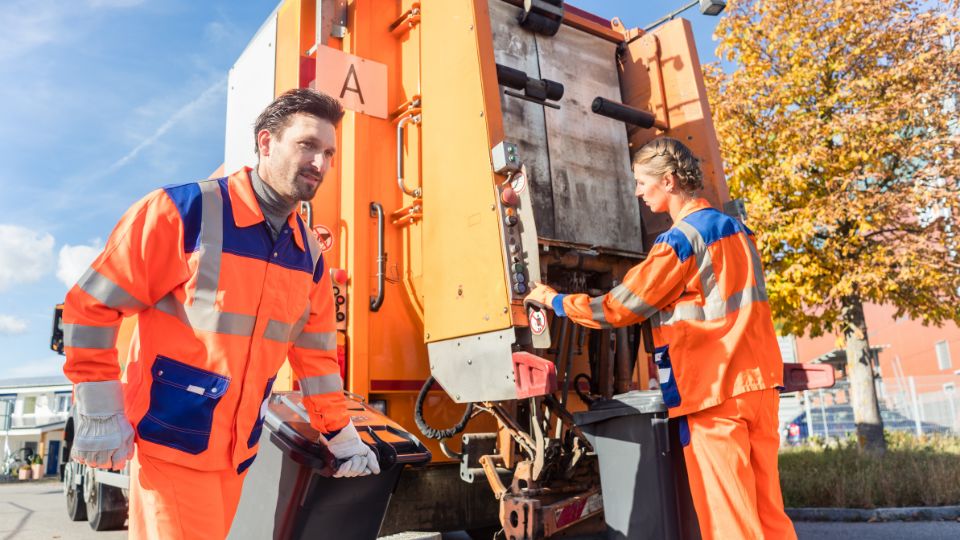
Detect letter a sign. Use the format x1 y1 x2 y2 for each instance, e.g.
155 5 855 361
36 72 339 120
314 46 387 119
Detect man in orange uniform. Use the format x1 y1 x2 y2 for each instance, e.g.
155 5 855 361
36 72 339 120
62 89 379 539
526 138 796 539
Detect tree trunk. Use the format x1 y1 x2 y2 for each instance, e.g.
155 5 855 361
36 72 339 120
842 294 886 454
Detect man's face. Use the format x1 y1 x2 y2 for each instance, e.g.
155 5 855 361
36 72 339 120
257 113 337 203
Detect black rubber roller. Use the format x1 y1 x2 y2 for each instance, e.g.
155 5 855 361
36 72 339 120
591 97 657 129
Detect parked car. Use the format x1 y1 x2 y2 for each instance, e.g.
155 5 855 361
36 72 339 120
782 405 950 444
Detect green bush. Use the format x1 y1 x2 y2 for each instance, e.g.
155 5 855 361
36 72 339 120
778 432 960 508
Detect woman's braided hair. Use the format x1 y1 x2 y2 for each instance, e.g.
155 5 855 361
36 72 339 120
632 137 704 195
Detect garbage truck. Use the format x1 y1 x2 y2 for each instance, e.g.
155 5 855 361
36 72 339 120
52 0 835 537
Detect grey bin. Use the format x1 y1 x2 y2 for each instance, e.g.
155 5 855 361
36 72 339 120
228 391 431 540
573 391 700 540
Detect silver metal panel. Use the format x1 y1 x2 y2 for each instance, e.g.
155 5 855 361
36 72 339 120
489 0 643 254
536 24 642 253
428 329 517 403
224 10 278 173
489 0 556 240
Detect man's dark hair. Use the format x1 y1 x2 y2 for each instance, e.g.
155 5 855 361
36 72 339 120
254 88 345 154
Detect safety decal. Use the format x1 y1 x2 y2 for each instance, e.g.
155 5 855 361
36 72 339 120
529 309 547 335
510 171 527 195
312 224 335 253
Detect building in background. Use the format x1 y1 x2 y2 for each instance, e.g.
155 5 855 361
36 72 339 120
0 376 72 477
786 303 960 438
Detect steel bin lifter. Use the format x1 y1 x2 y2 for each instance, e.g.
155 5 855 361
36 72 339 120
525 137 797 540
62 89 380 540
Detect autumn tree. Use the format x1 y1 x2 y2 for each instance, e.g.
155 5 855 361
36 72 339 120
705 0 960 453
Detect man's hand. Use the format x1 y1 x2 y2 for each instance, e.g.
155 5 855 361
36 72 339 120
72 381 135 470
324 421 381 478
524 282 558 312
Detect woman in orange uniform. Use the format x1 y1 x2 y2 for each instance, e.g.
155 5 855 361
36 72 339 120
526 137 797 540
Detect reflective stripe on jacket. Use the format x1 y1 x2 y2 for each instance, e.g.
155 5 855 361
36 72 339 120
553 198 783 417
63 168 347 471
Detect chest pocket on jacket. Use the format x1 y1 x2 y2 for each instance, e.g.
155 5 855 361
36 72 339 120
137 355 230 455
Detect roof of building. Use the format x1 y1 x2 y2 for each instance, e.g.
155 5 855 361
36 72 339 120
0 375 71 390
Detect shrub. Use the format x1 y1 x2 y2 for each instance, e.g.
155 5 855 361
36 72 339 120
779 432 960 508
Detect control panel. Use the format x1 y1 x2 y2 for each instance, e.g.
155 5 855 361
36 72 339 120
492 141 550 349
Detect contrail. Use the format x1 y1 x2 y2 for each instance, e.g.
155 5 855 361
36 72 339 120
100 76 226 176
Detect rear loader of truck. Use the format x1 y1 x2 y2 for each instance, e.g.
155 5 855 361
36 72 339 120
53 1 836 538
218 1 733 538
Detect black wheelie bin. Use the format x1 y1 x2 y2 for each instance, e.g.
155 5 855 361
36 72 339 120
228 391 431 540
573 390 700 540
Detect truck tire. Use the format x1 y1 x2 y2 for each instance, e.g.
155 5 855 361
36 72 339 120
86 477 128 531
64 462 87 522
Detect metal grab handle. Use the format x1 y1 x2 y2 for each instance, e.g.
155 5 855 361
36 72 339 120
370 202 386 311
397 114 422 197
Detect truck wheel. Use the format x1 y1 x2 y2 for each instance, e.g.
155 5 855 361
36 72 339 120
85 476 128 531
64 463 87 522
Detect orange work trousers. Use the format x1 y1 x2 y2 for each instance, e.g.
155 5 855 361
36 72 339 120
680 388 797 540
128 450 247 540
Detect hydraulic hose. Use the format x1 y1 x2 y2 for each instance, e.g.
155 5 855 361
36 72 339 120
414 376 474 440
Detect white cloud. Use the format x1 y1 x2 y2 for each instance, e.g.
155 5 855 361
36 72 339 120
57 241 104 288
4 356 66 378
0 315 27 335
0 0 145 63
86 0 146 8
0 2 63 62
0 225 54 291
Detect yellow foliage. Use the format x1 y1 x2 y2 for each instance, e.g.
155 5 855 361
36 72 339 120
704 0 960 337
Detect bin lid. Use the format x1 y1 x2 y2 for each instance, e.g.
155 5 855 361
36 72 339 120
573 390 666 426
263 391 432 471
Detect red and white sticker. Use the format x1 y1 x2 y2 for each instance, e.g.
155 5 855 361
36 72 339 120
312 224 335 253
510 171 527 195
529 309 547 335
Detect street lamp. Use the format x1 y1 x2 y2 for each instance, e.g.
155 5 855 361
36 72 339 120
644 0 727 32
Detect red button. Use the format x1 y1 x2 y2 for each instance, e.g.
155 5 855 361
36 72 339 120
501 187 520 207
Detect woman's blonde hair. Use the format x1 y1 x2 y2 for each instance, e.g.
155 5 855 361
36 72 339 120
632 137 704 195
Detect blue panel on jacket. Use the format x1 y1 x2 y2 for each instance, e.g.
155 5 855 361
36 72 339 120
162 181 207 253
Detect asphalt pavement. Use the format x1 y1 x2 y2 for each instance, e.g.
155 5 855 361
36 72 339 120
0 479 125 540
3 479 960 539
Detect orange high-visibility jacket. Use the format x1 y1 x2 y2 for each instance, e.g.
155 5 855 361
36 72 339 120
552 199 783 417
63 168 346 472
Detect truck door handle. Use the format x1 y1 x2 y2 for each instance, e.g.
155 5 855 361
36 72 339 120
370 202 386 311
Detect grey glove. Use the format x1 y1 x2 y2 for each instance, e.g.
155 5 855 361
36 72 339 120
324 421 381 478
72 381 135 470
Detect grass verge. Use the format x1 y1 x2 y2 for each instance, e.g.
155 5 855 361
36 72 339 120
779 431 960 508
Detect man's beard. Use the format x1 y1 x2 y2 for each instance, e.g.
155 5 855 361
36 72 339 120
290 167 323 201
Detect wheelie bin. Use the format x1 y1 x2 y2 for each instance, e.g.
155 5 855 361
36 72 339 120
228 391 432 540
574 390 700 540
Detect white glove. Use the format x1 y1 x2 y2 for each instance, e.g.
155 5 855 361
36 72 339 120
324 421 381 478
72 381 135 470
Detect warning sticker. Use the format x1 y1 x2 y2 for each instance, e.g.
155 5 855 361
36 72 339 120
312 224 335 253
529 309 547 336
511 171 527 195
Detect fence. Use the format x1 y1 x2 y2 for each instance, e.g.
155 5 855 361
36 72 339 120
779 374 960 443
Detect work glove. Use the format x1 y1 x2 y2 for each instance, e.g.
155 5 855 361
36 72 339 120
524 282 558 312
72 380 135 470
324 421 381 478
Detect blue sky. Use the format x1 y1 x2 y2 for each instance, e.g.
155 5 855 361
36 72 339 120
0 0 725 379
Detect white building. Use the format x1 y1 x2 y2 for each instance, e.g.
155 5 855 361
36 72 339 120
0 375 72 477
